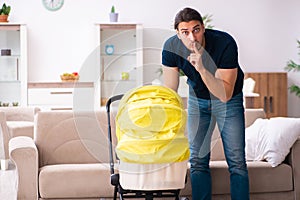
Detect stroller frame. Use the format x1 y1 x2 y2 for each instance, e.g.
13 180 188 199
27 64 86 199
106 94 182 200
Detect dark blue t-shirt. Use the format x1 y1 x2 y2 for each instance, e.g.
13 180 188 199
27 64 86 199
162 29 244 100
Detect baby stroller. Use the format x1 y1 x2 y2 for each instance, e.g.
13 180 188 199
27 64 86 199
106 85 189 200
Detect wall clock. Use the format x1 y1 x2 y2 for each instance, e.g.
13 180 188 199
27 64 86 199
105 45 114 55
42 0 64 11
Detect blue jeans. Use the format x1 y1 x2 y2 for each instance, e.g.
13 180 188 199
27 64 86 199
187 93 249 200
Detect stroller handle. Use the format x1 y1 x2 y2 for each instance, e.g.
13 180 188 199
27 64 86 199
106 94 124 112
105 94 124 174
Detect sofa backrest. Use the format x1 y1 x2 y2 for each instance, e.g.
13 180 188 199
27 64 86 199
0 107 40 122
244 108 266 127
210 108 266 161
35 108 117 167
35 108 266 166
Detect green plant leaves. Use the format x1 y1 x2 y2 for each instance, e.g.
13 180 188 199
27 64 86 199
202 14 214 29
0 3 11 15
285 40 300 98
285 60 300 72
111 6 115 13
289 85 300 97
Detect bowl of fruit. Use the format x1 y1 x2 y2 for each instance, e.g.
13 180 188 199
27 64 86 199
60 72 79 82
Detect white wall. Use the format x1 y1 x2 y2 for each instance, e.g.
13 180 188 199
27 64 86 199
5 0 300 116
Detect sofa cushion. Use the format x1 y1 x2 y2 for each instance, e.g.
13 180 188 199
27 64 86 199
180 160 293 196
246 161 293 193
246 117 300 167
39 163 114 199
6 121 34 138
211 161 293 194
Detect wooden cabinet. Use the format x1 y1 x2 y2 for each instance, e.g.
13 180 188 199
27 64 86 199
95 23 143 106
244 72 287 118
28 82 94 111
0 23 27 106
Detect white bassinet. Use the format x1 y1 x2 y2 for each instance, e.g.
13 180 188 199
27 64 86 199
119 160 188 190
106 85 189 200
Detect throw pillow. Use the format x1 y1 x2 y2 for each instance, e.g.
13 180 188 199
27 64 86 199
245 117 300 167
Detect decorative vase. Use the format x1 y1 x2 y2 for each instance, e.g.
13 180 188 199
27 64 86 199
121 72 129 80
0 15 8 22
109 13 118 22
1 49 11 56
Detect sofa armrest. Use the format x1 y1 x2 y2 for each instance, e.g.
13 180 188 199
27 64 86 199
287 137 300 199
0 111 10 161
9 136 39 200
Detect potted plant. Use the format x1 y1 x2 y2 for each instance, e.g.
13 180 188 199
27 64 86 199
0 3 11 22
109 5 118 22
285 40 300 98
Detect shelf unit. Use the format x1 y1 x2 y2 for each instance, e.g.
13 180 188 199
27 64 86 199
95 23 143 106
27 82 95 111
0 23 27 106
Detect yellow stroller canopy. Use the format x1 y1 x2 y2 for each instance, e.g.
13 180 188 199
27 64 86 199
115 85 189 164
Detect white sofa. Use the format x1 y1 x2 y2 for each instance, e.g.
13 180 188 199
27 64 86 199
8 108 300 200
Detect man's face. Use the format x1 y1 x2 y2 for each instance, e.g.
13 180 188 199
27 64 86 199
177 20 205 52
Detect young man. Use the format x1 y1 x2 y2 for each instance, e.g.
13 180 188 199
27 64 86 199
162 7 249 200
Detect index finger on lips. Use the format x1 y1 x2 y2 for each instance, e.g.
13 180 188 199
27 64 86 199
193 42 200 54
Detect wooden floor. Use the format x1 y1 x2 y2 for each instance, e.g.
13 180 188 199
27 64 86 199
0 160 17 200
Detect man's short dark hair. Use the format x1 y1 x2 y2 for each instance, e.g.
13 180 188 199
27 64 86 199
174 7 203 30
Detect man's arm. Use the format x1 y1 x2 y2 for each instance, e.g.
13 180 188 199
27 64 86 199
199 68 237 102
162 66 180 92
188 43 237 102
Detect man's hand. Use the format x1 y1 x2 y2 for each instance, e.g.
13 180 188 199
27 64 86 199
187 42 204 72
